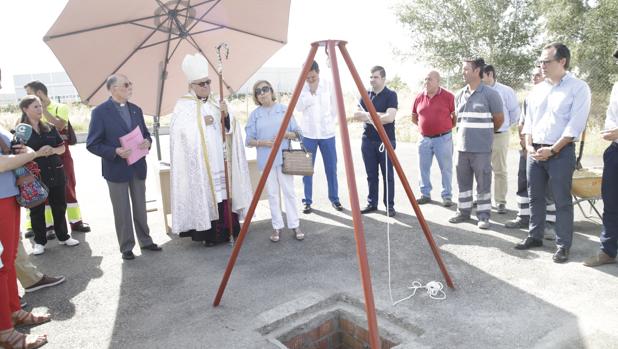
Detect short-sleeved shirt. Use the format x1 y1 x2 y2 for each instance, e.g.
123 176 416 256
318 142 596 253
245 103 300 171
0 128 19 199
412 88 455 137
359 86 398 141
455 84 503 153
26 125 66 187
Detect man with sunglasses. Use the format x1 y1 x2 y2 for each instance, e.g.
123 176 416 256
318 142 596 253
168 53 252 246
87 74 162 260
295 61 342 214
516 43 591 263
584 48 618 267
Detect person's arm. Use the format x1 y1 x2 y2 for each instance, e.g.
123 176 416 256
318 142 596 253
507 89 521 127
492 112 505 131
50 128 65 155
86 108 119 160
411 112 418 125
41 100 67 131
0 145 41 172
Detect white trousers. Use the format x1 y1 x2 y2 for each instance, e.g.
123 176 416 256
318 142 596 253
265 165 299 230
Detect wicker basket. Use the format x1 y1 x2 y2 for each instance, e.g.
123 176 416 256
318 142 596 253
572 167 603 198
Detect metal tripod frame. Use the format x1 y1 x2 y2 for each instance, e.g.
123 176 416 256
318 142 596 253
213 40 455 349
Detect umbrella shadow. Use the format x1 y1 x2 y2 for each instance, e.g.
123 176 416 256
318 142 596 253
24 236 103 320
104 215 592 348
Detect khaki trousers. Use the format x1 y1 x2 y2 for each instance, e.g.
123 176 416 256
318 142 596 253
15 235 43 289
491 131 510 204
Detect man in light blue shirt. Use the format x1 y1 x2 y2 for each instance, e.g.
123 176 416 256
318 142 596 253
516 43 591 263
482 65 520 213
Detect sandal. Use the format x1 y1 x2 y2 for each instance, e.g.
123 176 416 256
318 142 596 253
0 329 47 349
270 229 281 242
12 310 51 328
293 228 305 241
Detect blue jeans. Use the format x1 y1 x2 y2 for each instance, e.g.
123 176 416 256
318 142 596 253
302 136 339 205
601 143 618 258
527 143 576 248
418 132 453 199
361 137 395 209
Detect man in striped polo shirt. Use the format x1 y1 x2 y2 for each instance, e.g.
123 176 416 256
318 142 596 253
449 58 504 229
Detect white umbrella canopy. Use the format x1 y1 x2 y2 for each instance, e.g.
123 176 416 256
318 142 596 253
45 0 290 157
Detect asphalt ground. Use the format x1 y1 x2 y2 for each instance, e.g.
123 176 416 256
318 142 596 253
18 135 618 349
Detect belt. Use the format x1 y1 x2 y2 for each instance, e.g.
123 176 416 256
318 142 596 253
494 131 505 134
532 143 552 148
424 131 451 139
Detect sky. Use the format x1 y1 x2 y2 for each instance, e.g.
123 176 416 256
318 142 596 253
0 0 425 94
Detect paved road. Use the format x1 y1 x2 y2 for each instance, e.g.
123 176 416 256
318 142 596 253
20 136 617 348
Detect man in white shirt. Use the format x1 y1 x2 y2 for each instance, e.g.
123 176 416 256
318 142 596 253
516 43 591 263
295 61 342 213
584 48 618 267
482 65 520 214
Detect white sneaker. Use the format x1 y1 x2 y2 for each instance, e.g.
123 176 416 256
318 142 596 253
59 237 80 247
33 244 45 255
477 219 490 229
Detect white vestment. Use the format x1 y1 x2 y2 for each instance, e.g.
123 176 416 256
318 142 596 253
169 93 252 234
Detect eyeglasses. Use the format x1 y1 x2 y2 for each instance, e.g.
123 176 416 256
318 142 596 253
115 82 132 88
192 79 211 87
537 59 556 66
254 86 271 96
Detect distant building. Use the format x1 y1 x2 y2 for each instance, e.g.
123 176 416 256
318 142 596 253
11 68 300 104
0 93 17 106
13 72 80 104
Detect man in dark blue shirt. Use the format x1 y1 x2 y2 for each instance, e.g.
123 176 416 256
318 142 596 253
353 66 398 216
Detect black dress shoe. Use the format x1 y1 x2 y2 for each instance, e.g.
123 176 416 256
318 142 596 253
553 247 570 263
122 251 135 260
332 202 343 211
71 221 91 233
514 237 543 250
302 204 312 214
141 243 162 251
386 208 396 217
360 205 378 214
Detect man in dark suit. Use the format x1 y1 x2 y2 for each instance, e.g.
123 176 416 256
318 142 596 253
86 74 161 260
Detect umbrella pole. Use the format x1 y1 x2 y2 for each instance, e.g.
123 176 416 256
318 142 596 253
216 43 236 245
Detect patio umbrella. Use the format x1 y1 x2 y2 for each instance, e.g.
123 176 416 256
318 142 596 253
44 0 291 159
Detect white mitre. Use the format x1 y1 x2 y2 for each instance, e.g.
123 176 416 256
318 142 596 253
182 53 209 82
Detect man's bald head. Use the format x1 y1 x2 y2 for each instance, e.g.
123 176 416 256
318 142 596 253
424 70 441 95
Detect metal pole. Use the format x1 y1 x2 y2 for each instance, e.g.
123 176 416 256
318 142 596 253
216 43 236 244
338 42 455 288
327 40 381 349
213 43 320 306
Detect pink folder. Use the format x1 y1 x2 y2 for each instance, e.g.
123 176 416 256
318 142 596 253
119 126 149 165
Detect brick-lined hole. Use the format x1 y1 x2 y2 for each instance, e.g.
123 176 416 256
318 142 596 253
278 310 398 349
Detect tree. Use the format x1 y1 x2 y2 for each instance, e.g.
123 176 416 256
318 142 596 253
541 0 618 123
395 0 541 89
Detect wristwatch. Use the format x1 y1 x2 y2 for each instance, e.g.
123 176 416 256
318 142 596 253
550 147 558 156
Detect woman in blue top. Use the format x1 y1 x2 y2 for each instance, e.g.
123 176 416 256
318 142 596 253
0 125 50 348
245 80 304 242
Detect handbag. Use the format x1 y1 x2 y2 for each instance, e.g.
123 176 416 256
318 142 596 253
282 134 314 176
0 139 49 208
14 162 49 208
66 121 78 145
56 106 77 145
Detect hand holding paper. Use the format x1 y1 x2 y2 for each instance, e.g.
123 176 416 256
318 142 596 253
119 126 149 165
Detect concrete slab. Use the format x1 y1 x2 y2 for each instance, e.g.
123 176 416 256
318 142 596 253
19 136 618 349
